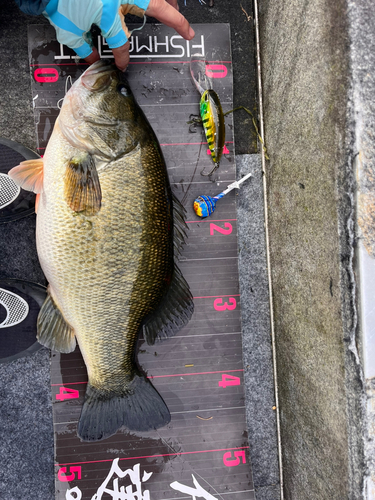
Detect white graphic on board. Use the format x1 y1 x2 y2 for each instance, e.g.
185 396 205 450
66 459 152 500
0 288 29 328
55 35 205 60
65 487 82 500
0 173 20 210
170 474 217 500
64 460 218 500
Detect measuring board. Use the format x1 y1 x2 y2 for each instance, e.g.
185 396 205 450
28 23 254 500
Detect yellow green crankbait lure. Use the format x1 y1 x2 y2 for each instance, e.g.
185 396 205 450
190 55 225 175
200 89 225 165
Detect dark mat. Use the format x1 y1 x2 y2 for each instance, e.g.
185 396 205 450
0 138 53 500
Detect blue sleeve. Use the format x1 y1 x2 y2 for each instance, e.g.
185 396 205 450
122 0 150 9
42 0 100 58
14 0 49 16
42 0 151 56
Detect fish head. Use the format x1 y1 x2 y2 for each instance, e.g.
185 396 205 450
58 60 142 160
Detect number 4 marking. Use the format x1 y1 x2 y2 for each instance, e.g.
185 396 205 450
56 387 79 401
218 374 241 388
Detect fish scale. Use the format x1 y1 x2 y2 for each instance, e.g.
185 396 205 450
39 136 172 389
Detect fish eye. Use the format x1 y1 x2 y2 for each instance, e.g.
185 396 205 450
117 84 128 96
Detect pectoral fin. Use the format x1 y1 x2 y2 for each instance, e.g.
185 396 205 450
37 289 76 353
64 154 101 215
35 193 41 214
8 159 44 193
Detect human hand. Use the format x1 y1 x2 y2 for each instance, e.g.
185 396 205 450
88 0 195 71
146 0 195 41
41 0 194 72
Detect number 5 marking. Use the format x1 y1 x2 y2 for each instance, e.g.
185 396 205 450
223 450 246 467
213 297 237 311
58 466 82 482
210 222 232 235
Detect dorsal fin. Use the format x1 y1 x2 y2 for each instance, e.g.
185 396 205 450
8 159 44 193
172 194 188 258
143 266 194 345
64 154 102 215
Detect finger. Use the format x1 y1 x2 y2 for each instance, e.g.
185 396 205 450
146 0 194 40
85 47 100 65
112 41 130 72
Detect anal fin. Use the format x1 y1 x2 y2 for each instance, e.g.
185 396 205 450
143 266 194 345
37 289 76 353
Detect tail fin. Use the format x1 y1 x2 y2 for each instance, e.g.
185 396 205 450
77 373 170 442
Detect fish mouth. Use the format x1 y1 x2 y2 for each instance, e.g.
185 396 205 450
81 60 117 92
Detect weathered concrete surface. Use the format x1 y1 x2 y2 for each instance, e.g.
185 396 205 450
349 0 375 496
258 0 365 498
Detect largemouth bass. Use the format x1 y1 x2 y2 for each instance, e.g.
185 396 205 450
9 60 193 442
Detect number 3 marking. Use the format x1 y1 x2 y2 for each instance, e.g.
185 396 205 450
58 466 82 482
213 297 237 311
223 450 246 467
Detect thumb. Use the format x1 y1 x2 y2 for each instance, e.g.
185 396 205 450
112 41 131 72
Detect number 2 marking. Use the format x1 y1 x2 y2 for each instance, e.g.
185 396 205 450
58 466 82 482
223 450 247 467
210 222 232 235
218 374 241 388
213 297 237 311
56 387 79 401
